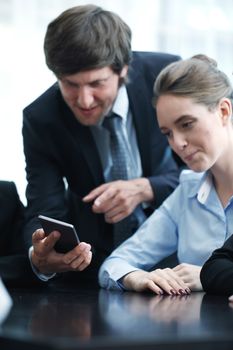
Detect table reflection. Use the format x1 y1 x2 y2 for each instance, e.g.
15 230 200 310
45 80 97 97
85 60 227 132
29 296 92 339
98 290 205 336
1 286 233 349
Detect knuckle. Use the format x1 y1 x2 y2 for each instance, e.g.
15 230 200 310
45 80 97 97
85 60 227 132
164 268 172 272
180 263 187 268
36 256 46 268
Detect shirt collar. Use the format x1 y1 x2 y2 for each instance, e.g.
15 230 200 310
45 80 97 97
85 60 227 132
111 85 129 123
93 85 129 128
188 171 213 204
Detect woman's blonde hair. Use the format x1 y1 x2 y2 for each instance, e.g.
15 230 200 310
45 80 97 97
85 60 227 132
153 54 233 110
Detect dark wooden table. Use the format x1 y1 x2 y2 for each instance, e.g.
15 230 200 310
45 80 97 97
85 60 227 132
1 284 233 350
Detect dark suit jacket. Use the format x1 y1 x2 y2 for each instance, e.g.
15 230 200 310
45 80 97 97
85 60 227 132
0 181 39 286
0 181 25 255
201 234 233 295
22 51 181 278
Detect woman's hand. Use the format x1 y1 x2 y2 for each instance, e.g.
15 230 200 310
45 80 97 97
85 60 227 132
173 263 202 291
122 268 190 295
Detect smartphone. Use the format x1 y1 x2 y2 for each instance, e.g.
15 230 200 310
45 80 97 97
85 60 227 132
38 215 80 253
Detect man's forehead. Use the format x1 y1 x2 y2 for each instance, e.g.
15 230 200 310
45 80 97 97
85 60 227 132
62 67 115 83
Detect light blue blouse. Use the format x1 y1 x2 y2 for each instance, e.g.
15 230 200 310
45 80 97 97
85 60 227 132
98 170 233 290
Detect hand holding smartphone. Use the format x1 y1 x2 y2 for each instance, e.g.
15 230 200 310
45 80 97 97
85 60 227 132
38 215 80 253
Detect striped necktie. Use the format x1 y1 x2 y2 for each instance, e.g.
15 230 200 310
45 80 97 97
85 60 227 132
103 114 146 247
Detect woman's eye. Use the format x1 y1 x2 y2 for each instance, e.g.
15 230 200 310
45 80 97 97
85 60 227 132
163 131 172 138
182 121 193 129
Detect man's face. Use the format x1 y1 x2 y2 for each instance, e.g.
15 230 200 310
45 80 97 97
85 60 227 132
58 66 128 126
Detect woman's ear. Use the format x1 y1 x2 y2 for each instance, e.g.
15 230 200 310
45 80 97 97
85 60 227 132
120 65 128 78
219 98 232 125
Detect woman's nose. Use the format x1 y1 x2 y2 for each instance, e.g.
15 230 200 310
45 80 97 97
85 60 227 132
172 132 188 151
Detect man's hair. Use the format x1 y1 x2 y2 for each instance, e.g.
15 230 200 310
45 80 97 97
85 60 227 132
44 4 132 77
153 54 233 110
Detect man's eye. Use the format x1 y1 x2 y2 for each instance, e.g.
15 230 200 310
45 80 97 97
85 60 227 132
66 81 78 88
90 80 106 88
91 82 101 88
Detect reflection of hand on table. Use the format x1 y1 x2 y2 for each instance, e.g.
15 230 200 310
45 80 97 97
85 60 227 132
147 293 204 323
29 296 92 339
99 289 204 328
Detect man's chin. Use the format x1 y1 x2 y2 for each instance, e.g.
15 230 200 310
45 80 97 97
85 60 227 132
74 115 103 126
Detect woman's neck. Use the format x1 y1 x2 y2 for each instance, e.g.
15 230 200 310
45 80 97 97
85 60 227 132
211 148 233 208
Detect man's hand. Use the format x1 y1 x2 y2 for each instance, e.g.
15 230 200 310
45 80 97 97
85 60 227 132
31 229 92 274
173 263 202 291
122 269 190 295
83 178 153 223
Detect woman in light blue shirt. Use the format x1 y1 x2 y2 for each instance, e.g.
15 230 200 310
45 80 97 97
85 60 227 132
98 54 233 295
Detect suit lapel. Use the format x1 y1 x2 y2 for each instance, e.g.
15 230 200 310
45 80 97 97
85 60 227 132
61 103 104 186
75 126 105 185
127 68 152 177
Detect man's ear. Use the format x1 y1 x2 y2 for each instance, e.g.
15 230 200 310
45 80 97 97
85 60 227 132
219 98 232 125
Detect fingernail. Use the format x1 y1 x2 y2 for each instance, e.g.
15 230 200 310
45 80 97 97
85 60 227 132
179 289 186 295
94 199 101 206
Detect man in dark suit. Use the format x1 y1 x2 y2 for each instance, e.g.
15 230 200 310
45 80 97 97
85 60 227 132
0 181 38 286
23 4 181 284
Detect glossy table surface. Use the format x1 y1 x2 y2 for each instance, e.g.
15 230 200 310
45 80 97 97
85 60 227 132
1 284 233 350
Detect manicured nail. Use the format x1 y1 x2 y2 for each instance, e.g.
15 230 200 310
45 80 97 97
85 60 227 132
179 289 186 295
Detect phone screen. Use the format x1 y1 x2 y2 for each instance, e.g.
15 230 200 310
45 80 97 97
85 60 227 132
38 215 80 253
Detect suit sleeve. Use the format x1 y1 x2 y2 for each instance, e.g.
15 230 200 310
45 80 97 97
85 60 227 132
130 52 184 209
22 109 69 248
200 234 233 295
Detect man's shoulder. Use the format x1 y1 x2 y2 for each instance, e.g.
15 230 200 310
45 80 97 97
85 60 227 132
131 51 181 69
23 83 61 115
129 51 181 84
0 181 17 199
0 181 23 217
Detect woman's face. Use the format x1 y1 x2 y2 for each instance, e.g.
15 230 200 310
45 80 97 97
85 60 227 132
156 94 230 172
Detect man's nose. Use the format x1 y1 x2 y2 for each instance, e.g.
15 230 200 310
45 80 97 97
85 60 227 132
77 87 94 108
